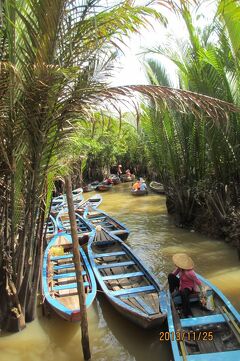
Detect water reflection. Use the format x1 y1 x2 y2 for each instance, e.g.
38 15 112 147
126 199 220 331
1 182 239 361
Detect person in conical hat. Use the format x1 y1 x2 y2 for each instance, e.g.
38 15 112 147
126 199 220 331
168 253 203 318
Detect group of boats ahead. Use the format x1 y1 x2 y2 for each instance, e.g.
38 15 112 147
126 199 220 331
42 188 240 360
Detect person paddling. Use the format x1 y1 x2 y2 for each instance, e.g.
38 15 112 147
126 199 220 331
168 253 203 318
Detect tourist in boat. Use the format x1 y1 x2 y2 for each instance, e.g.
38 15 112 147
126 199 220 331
117 164 122 177
168 253 203 318
139 180 147 191
125 169 131 177
132 179 141 191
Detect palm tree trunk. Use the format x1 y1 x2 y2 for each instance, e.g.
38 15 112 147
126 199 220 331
65 175 91 361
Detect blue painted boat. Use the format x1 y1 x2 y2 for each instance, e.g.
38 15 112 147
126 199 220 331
42 232 97 322
56 211 93 238
44 214 57 241
83 207 129 241
88 228 166 328
161 274 240 361
51 189 84 213
76 194 103 215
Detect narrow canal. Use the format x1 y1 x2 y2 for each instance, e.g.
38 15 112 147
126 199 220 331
1 183 240 361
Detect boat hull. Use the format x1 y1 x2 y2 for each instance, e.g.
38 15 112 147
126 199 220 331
88 229 166 329
149 181 165 194
131 189 148 196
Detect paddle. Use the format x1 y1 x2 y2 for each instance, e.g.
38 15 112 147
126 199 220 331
218 305 240 344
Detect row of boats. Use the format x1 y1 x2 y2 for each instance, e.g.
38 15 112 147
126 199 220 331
42 191 240 360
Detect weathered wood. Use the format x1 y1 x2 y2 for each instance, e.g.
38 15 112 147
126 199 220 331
65 175 91 361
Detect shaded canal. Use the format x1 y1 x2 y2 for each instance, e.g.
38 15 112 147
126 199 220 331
1 183 240 361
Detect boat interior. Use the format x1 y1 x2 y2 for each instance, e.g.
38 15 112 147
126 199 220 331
91 230 161 317
171 286 240 356
48 237 90 310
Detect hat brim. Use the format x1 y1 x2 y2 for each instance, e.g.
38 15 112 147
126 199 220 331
172 253 194 270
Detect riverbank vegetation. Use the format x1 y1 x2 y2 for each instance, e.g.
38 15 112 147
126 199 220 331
0 0 239 334
141 1 240 252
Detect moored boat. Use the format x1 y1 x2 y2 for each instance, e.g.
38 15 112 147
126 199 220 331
42 232 96 321
56 210 94 237
76 194 103 215
149 181 165 194
161 274 240 361
83 207 129 241
88 227 166 329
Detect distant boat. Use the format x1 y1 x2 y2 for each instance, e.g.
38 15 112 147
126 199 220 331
149 181 165 194
42 232 96 322
76 194 103 215
56 211 94 237
121 174 135 183
96 183 112 192
88 228 166 329
161 273 240 361
83 207 129 241
109 174 121 185
131 189 148 196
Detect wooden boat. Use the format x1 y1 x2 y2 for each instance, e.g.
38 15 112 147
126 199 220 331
44 214 57 241
51 189 84 213
83 207 129 241
76 194 102 215
161 274 240 361
96 183 112 192
131 189 148 196
56 210 94 237
88 228 166 329
149 181 165 194
42 232 96 322
121 174 135 183
109 174 121 185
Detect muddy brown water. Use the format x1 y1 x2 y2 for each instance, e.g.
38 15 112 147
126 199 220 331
1 183 239 361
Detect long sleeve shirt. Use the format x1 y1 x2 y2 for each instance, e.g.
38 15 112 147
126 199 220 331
172 268 202 292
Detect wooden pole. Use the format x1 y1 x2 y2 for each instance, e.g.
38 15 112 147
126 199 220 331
65 175 91 361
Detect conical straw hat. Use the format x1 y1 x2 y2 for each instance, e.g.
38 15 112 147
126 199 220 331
172 253 194 270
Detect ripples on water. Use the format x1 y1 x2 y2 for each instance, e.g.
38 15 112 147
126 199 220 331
1 183 239 361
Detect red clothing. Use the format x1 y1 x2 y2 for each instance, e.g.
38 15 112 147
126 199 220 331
172 268 201 292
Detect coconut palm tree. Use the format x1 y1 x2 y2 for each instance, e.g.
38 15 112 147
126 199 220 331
0 0 237 332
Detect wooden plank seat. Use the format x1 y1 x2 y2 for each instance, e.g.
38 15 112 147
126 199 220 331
94 251 126 258
97 261 135 269
111 285 156 297
51 253 73 261
102 271 144 281
91 216 106 220
134 296 157 315
52 281 89 291
54 263 75 270
181 314 226 328
53 271 86 280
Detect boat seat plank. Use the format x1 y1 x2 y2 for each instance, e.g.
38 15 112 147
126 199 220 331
111 285 155 297
181 314 226 328
97 261 135 269
54 263 75 270
52 282 89 291
102 271 144 281
51 253 73 261
53 271 86 280
134 296 157 315
187 350 240 361
94 251 126 258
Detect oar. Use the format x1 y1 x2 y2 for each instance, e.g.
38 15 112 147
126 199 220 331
170 298 189 360
217 306 240 344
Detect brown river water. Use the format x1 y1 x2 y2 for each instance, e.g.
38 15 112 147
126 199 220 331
1 183 240 361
